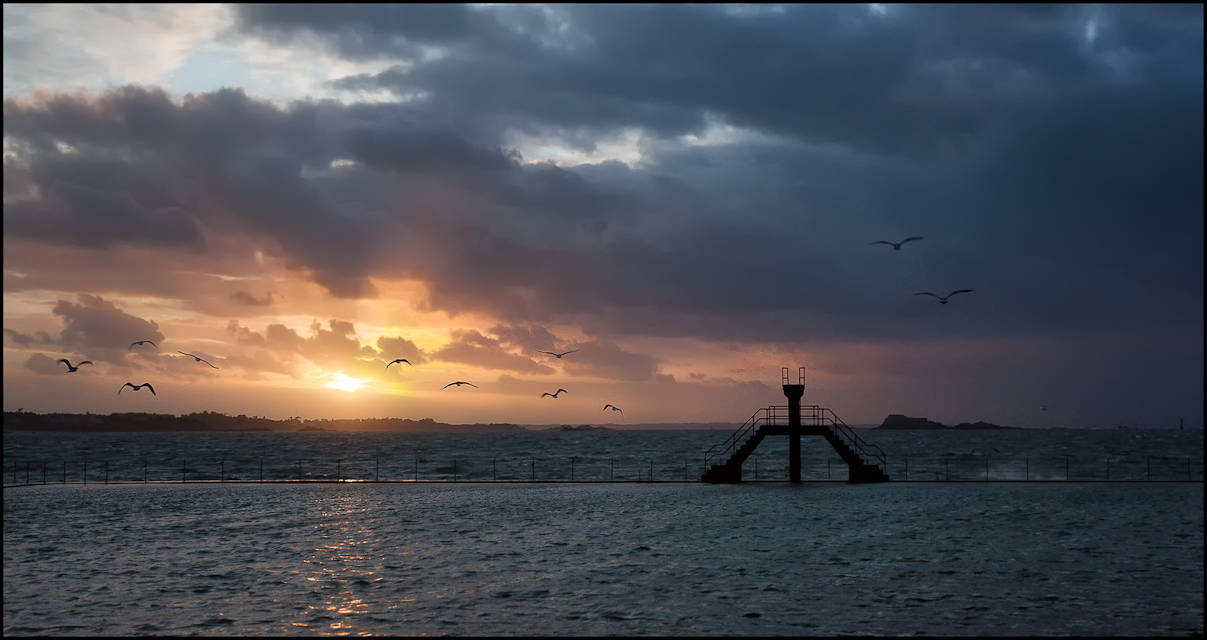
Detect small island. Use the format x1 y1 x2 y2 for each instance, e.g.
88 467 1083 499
873 414 1019 430
555 424 612 431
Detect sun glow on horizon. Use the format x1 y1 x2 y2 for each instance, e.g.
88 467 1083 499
326 372 368 392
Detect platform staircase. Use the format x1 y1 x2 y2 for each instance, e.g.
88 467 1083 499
701 405 889 483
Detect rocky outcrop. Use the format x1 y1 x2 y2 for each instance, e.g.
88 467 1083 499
875 414 947 430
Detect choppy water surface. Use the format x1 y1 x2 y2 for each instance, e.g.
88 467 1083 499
4 429 1204 636
3 428 1204 483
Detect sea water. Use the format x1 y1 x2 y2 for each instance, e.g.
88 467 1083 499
4 429 1204 636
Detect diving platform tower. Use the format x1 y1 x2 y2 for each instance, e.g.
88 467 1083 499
701 367 889 483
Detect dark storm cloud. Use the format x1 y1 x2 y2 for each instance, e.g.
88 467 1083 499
4 5 1202 351
5 184 203 251
51 294 165 364
3 328 58 347
560 339 665 383
230 290 276 307
233 3 485 60
487 323 564 355
249 4 1202 156
23 353 78 376
430 329 556 375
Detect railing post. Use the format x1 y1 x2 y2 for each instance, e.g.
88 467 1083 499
571 457 575 481
493 458 497 481
261 458 264 483
611 458 614 482
1106 458 1110 481
1026 458 1029 482
944 458 948 482
183 459 186 483
84 460 87 485
63 461 66 484
985 457 989 481
904 457 908 481
376 459 379 482
1066 456 1070 481
43 461 47 485
337 459 341 482
298 460 302 482
415 458 418 482
105 461 108 485
531 457 535 481
1147 457 1150 481
453 459 457 481
144 460 147 483
221 459 225 483
27 460 31 485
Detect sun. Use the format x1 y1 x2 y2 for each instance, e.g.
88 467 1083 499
326 372 368 393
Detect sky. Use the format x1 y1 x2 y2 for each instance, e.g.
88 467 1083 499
2 4 1203 428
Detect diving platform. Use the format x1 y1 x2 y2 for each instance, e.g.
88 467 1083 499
702 367 889 483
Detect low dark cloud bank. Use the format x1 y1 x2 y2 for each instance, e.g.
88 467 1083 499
3 4 1202 350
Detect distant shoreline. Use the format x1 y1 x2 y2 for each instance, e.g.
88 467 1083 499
2 411 740 433
2 411 1196 433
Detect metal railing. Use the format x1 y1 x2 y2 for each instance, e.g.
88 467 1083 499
2 454 718 487
703 406 770 469
5 454 1201 486
802 405 888 473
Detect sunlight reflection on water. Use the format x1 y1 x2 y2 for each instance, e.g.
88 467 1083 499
3 480 1204 636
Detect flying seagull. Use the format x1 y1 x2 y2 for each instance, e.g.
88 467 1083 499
915 289 973 304
118 382 156 396
128 340 158 352
602 404 623 418
870 237 924 251
539 349 579 359
443 381 478 389
386 358 412 369
541 389 568 398
58 359 93 373
178 351 219 369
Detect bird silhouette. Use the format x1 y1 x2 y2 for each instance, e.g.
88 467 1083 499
118 382 156 396
178 351 219 369
443 381 478 389
915 289 973 304
539 349 578 359
969 447 1001 455
386 358 412 369
58 359 92 373
870 237 923 251
128 340 158 352
541 389 568 398
602 404 623 418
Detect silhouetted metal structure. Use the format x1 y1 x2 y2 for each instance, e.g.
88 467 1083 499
701 367 890 483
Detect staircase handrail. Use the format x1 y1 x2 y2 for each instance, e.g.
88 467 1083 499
822 408 887 471
702 404 889 475
703 407 768 468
